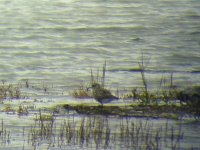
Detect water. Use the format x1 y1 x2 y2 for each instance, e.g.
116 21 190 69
0 106 200 150
0 0 199 88
0 0 200 149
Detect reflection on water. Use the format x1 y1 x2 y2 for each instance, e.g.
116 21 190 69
0 106 200 150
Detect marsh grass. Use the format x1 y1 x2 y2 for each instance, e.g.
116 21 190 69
27 115 188 150
0 120 11 145
70 59 190 118
3 103 34 115
3 104 15 114
70 84 92 99
90 60 107 87
35 110 54 121
136 56 178 105
138 53 150 105
0 81 21 101
72 60 181 108
29 110 55 148
121 71 181 107
17 105 29 115
71 61 110 99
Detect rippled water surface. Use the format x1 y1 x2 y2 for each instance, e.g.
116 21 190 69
0 0 199 88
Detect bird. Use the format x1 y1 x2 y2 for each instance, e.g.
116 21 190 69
90 82 118 107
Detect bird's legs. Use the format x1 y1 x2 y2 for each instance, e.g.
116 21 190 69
98 103 103 114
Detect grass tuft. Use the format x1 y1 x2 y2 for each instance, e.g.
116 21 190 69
0 81 23 101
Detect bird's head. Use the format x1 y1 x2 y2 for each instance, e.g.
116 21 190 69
87 82 101 91
91 82 101 88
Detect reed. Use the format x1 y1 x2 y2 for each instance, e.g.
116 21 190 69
17 105 29 115
0 120 11 145
138 58 149 104
3 113 193 150
0 81 22 101
101 60 106 87
29 111 55 149
89 61 107 86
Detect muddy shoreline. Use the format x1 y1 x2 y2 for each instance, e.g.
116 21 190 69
62 104 200 120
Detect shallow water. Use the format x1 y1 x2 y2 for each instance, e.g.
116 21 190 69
0 0 200 149
0 89 199 149
0 103 200 150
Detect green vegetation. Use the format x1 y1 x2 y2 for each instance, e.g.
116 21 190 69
35 110 54 121
0 120 11 144
17 105 29 115
3 104 15 114
0 61 199 149
0 60 199 119
70 84 92 98
70 60 200 119
0 81 22 101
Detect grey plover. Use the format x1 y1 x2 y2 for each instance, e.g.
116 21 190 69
91 82 118 106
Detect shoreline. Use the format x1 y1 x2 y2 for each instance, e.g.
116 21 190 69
61 103 200 120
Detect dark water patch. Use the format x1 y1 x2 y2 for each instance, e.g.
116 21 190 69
12 51 63 58
108 68 198 74
185 14 200 19
130 37 145 43
109 68 142 72
190 31 200 35
68 25 146 32
191 70 200 74
0 45 34 50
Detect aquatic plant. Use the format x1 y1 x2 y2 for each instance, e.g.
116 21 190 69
17 105 29 115
70 84 92 99
29 110 55 148
122 69 179 106
27 115 189 150
3 104 15 114
90 60 107 87
137 53 150 105
72 61 119 106
0 81 22 101
35 110 54 121
0 120 11 145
